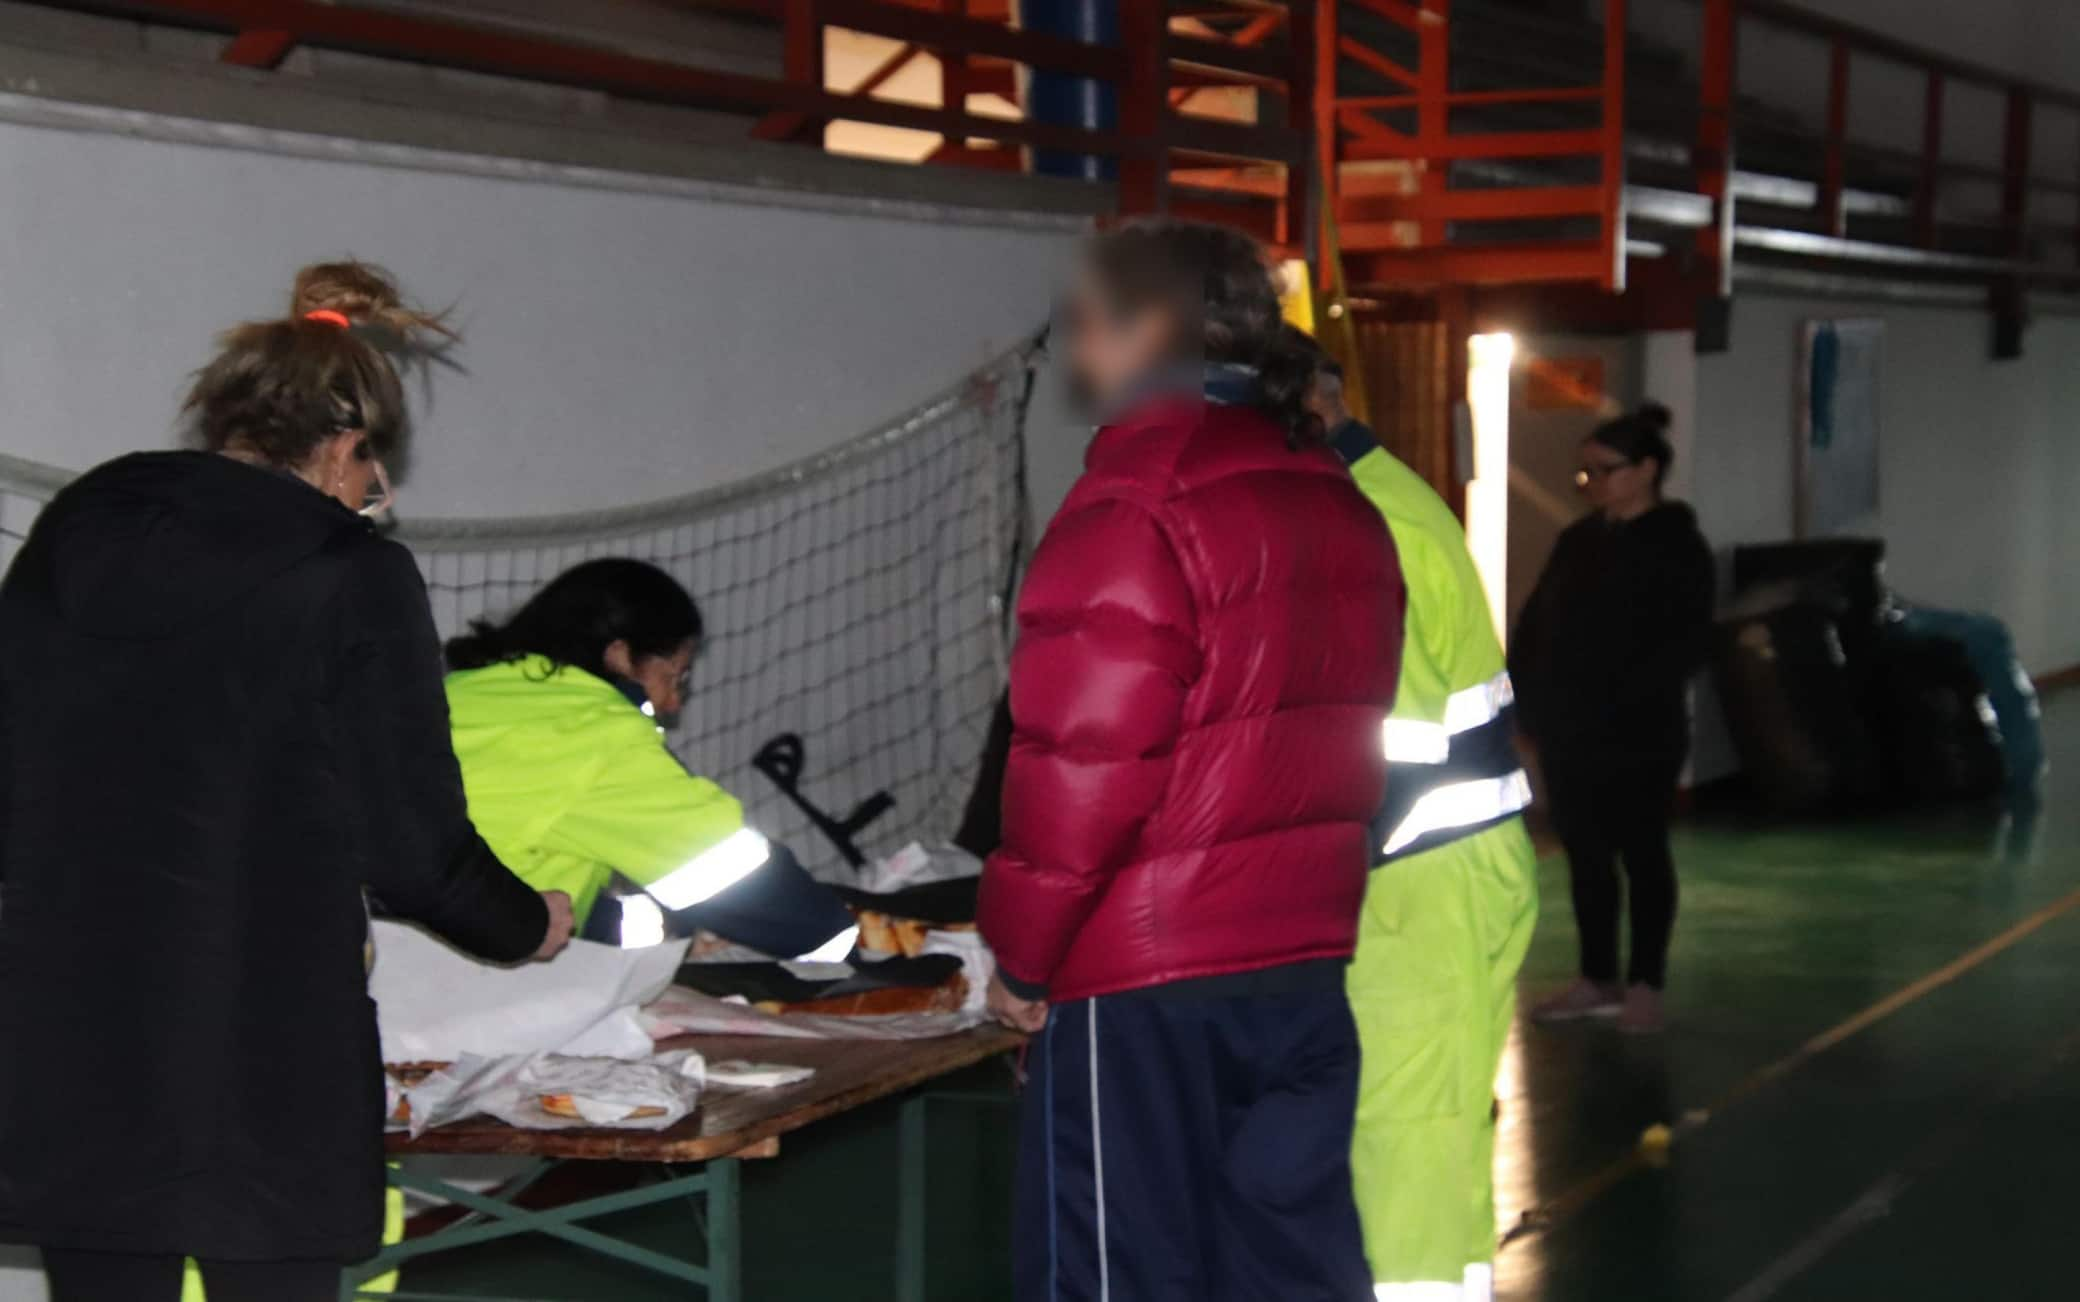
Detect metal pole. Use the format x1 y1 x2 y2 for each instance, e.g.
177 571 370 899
1916 70 1945 249
1601 0 1629 292
1022 0 1120 182
896 1095 931 1302
1417 0 1452 249
1696 0 1737 297
1821 37 1849 237
708 1157 743 1302
1314 0 1339 290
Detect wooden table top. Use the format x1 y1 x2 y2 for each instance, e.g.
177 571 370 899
385 1025 1024 1164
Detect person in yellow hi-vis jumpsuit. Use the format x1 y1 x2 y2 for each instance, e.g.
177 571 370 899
1310 355 1540 1302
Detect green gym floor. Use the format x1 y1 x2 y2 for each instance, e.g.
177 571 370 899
415 692 2080 1301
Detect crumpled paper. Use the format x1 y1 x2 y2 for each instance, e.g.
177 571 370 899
400 1050 706 1136
372 921 689 1063
853 841 982 894
918 928 995 1014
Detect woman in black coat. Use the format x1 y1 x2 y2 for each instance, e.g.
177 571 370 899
1511 403 1714 1035
0 271 572 1302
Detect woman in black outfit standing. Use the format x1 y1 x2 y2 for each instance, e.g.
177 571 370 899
0 266 573 1301
1512 403 1714 1034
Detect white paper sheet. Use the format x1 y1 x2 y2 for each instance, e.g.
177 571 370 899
402 1050 705 1136
371 921 690 1063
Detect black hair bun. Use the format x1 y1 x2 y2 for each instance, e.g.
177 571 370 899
1635 401 1673 432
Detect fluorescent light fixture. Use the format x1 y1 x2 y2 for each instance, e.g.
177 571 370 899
1466 332 1516 647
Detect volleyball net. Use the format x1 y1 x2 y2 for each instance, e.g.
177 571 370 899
0 340 1039 873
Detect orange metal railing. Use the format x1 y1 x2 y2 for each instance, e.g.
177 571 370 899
1316 0 1631 293
1723 0 2080 279
42 0 1315 247
44 0 2074 301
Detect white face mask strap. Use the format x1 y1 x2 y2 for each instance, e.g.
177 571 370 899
357 458 395 519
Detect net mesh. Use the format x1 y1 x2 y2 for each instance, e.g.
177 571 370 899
0 344 1035 874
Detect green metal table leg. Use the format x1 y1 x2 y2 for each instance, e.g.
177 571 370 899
896 1094 929 1302
707 1156 742 1302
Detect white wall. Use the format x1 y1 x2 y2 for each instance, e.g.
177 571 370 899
1505 302 2080 785
1692 294 2080 677
0 100 1098 1302
0 111 1087 520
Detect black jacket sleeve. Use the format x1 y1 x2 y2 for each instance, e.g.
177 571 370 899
333 539 547 963
1508 544 1557 741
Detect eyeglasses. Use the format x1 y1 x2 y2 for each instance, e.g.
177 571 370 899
359 458 395 520
1574 459 1636 489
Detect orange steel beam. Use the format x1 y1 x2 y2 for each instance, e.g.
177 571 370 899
1174 167 1288 197
1168 114 1306 164
55 0 1183 159
1172 10 1282 109
1338 106 1413 149
1344 184 1604 224
1340 85 1601 111
819 0 1124 80
1819 36 1849 237
1696 0 1736 296
1171 195 1282 245
1167 32 1288 84
1598 0 1627 291
1118 0 1169 213
1347 0 1425 32
1337 34 1419 90
1314 0 1339 291
221 26 294 66
938 0 966 147
754 0 826 142
1414 0 1449 246
1281 0 1314 249
1344 242 1612 287
1344 128 1604 162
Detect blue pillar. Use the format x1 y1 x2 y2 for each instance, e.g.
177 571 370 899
1021 0 1120 181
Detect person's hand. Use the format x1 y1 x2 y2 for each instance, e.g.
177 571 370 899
987 972 1049 1034
532 890 575 961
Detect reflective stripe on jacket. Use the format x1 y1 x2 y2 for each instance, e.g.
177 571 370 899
445 655 757 927
1336 426 1531 862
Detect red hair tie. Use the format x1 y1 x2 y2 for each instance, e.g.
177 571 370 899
304 309 352 329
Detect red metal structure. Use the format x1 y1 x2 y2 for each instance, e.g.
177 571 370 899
1317 0 1631 292
19 0 2080 320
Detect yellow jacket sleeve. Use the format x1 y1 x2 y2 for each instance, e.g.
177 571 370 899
539 712 748 890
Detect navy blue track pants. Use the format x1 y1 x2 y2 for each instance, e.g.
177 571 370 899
1014 988 1373 1302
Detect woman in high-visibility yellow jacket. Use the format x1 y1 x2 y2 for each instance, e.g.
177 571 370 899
442 558 856 959
1305 342 1540 1302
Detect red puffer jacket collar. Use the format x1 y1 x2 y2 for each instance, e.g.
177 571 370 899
979 392 1405 1001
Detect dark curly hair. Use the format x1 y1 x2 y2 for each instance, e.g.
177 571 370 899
445 558 704 679
1587 402 1676 489
1083 219 1324 448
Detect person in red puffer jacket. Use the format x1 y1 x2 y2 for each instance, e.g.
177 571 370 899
979 219 1406 1302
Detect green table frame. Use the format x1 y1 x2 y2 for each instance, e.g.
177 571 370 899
342 1063 1013 1301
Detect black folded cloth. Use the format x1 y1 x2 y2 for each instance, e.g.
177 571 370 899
830 876 981 927
674 953 963 1005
